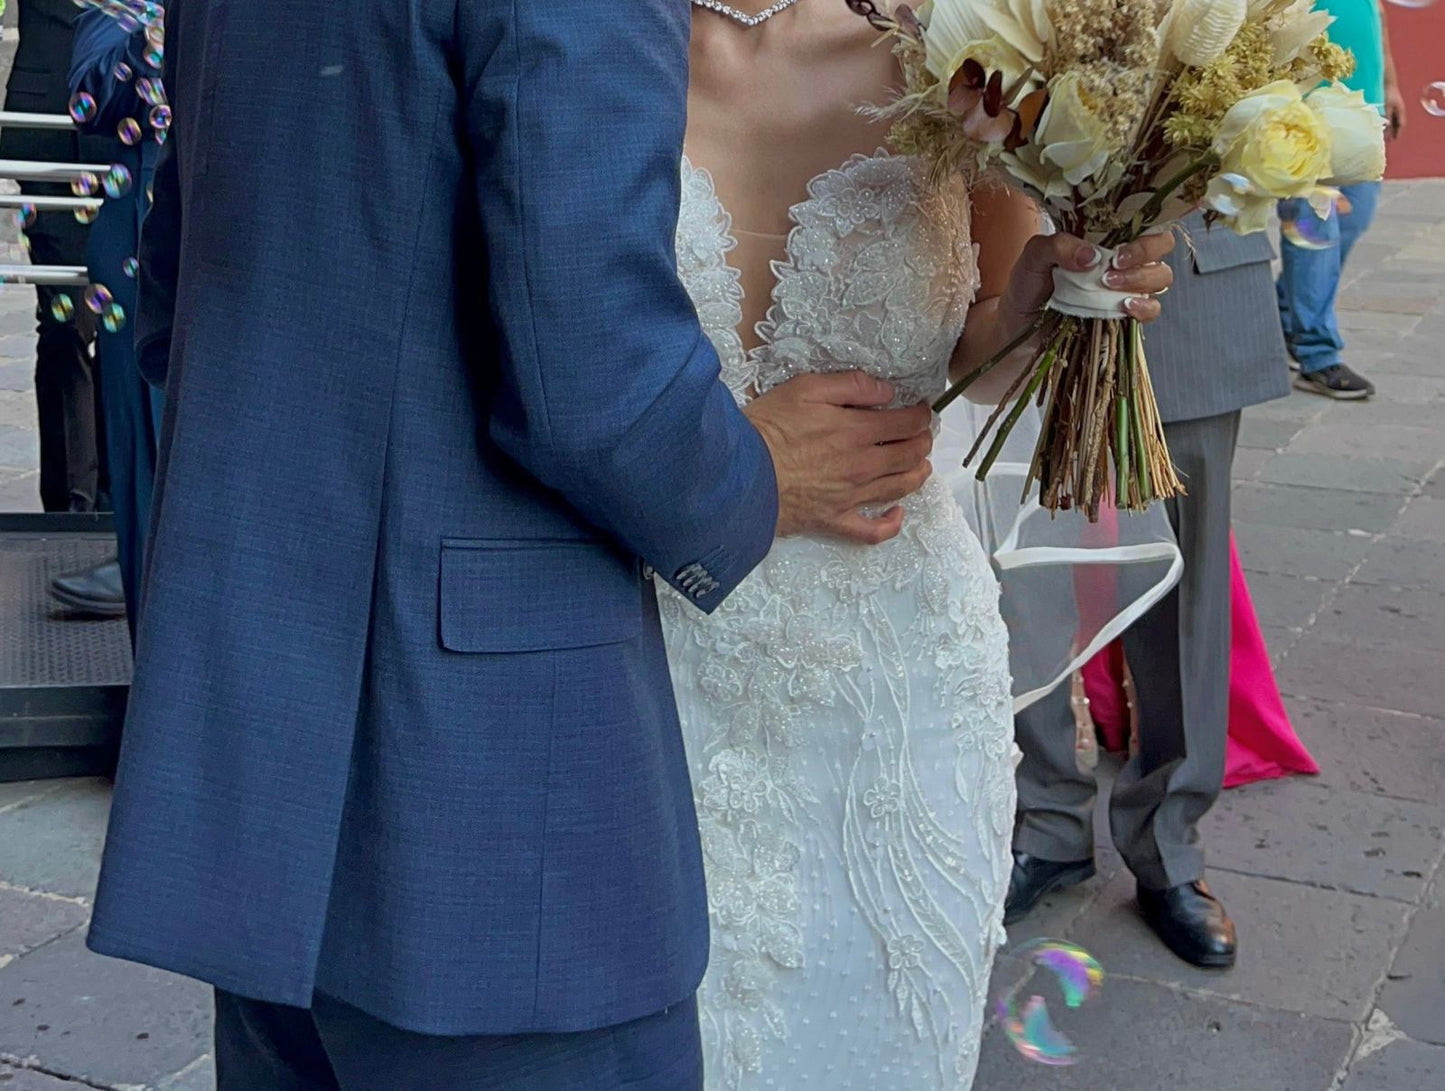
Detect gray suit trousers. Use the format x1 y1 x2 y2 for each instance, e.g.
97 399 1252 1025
1014 410 1239 891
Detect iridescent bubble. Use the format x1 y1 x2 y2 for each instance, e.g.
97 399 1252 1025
113 61 133 83
103 165 133 199
101 302 127 333
73 204 99 225
997 940 1104 1067
13 203 36 230
71 172 100 198
50 294 75 322
136 78 164 106
1423 82 1445 118
1282 200 1340 250
146 182 155 204
68 91 97 124
154 127 168 146
84 284 114 315
118 117 143 146
143 43 163 70
117 13 140 33
149 104 172 132
122 256 140 279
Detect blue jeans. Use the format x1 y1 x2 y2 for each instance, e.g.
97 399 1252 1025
1276 181 1380 375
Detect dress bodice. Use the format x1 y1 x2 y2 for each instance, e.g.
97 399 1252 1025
676 151 979 408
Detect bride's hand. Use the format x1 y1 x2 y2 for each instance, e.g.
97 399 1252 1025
998 230 1177 337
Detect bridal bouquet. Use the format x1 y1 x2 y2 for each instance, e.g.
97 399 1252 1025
848 0 1386 518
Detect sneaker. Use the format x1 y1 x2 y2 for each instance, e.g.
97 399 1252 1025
1287 356 1301 373
1294 363 1374 400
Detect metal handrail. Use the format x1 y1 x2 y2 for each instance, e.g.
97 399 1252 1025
0 194 104 212
0 159 116 183
0 265 90 286
0 111 78 132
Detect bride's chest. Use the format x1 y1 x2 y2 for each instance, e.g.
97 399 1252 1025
675 153 980 406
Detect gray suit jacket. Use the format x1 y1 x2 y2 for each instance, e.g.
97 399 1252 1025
1142 212 1291 423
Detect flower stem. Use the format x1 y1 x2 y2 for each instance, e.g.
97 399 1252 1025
933 312 1053 414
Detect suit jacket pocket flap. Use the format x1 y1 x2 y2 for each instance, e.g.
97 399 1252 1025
440 539 643 654
1188 226 1276 274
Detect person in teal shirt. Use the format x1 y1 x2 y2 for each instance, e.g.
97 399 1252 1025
1277 1 1405 399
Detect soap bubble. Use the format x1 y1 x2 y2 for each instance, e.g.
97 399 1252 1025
997 940 1105 1067
50 294 75 322
70 172 100 198
84 284 114 315
103 165 133 199
68 92 97 124
122 257 140 278
13 203 35 229
1423 83 1445 118
118 118 143 145
101 302 127 333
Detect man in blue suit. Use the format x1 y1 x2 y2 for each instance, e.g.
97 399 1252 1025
85 2 933 1086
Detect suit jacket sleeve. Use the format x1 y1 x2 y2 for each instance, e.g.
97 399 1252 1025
132 17 179 389
459 0 778 611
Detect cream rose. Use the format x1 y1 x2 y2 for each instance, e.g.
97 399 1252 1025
1212 80 1332 199
1035 73 1116 187
1308 82 1386 185
923 0 1044 89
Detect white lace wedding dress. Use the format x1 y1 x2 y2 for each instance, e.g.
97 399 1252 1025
661 150 1017 1090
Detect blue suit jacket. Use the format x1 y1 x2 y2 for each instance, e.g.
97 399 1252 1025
88 0 779 1036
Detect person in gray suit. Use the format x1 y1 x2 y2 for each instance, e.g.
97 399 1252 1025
1007 216 1290 969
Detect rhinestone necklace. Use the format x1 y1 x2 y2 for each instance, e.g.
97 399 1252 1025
691 0 808 28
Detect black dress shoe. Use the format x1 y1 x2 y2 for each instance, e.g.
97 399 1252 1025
1004 852 1096 926
1137 880 1237 969
50 558 127 619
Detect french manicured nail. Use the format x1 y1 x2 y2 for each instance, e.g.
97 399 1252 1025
1076 245 1100 268
1111 247 1135 270
1123 297 1147 315
1103 270 1125 288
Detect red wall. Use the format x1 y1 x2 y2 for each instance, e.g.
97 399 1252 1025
1384 4 1445 178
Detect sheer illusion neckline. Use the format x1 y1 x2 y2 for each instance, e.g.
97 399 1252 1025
680 148 907 361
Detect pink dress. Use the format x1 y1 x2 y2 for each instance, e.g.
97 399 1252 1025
1081 533 1319 788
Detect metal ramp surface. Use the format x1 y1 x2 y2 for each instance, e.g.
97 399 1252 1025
0 515 129 782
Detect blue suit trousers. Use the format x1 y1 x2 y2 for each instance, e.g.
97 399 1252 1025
214 990 703 1091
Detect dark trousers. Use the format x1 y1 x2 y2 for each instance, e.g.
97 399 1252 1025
24 193 100 512
87 151 161 639
214 990 704 1091
1014 411 1240 891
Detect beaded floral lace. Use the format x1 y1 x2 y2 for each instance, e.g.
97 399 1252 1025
665 151 1016 1090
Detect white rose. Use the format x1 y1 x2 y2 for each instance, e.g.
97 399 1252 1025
1308 82 1387 185
1035 73 1115 187
1212 79 1332 198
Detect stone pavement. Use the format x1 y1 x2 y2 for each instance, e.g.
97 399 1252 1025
2 163 1443 1089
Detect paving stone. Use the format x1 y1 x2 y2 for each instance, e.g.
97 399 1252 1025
157 1055 215 1091
1353 536 1445 590
1255 453 1428 496
1341 1037 1445 1091
974 979 1353 1091
1232 483 1404 534
0 470 39 513
0 887 88 965
1427 466 1445 501
1238 414 1307 452
1201 779 1443 903
1338 308 1417 332
1393 496 1445 542
1286 420 1445 463
1070 870 1407 1023
1243 572 1333 632
1233 523 1372 582
1321 584 1445 651
0 781 110 901
1290 699 1445 805
1368 374 1445 406
1377 908 1445 1047
1339 294 1438 316
1247 395 1328 425
0 783 53 815
1277 635 1445 720
0 932 210 1090
1231 446 1270 482
0 1064 90 1089
0 426 36 470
